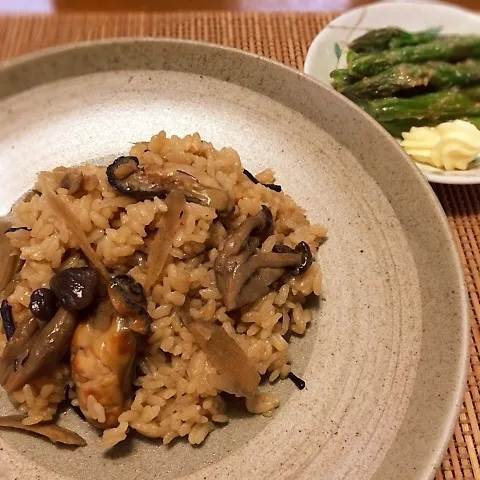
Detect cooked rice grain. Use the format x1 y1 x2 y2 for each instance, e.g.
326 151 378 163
2 131 326 448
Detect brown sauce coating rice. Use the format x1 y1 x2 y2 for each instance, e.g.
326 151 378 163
0 131 327 448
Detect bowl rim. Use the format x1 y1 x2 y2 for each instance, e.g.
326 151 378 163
0 37 470 479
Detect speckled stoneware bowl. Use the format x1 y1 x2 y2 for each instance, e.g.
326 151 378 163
0 39 469 480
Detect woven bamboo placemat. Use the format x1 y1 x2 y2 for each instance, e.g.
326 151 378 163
0 12 479 480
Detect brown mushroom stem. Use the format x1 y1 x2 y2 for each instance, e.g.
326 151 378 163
214 206 274 307
3 308 77 393
237 251 305 272
214 207 313 311
221 252 302 311
220 205 272 259
0 315 39 385
228 267 285 311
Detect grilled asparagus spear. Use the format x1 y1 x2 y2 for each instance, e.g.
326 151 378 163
339 60 480 100
349 27 440 53
347 35 480 77
330 69 359 90
362 86 480 122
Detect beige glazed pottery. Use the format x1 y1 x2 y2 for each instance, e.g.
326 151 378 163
0 39 469 480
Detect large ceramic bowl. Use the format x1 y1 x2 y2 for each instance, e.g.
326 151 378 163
0 39 468 480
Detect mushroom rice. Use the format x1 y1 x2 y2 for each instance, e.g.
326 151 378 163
0 131 326 448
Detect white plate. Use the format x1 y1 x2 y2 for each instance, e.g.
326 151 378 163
304 2 480 184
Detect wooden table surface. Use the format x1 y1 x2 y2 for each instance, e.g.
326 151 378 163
2 0 479 13
0 5 480 480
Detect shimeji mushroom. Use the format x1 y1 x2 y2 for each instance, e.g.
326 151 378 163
214 206 313 311
106 156 233 213
2 308 77 393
